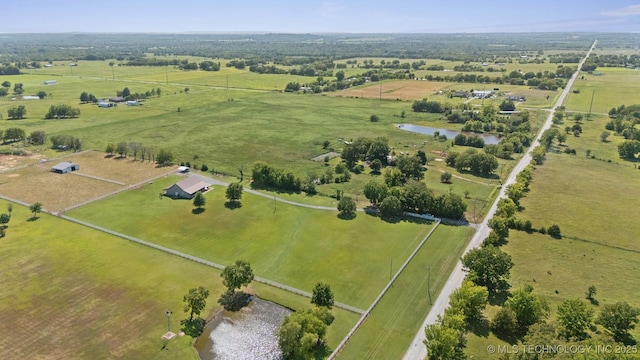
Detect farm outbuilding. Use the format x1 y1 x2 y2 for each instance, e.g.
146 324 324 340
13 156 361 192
51 161 80 174
44 80 57 85
164 176 209 199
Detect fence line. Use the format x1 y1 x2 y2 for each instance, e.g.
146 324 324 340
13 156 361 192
55 214 364 315
328 219 441 359
69 171 126 186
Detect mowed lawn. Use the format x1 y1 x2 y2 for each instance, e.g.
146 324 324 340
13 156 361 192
0 200 359 359
0 200 224 360
336 225 474 360
67 176 434 310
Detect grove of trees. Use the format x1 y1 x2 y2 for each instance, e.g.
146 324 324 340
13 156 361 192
45 104 80 119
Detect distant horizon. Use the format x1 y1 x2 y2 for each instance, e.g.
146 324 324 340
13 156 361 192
3 1 640 33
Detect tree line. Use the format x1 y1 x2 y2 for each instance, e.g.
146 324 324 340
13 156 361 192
105 142 173 164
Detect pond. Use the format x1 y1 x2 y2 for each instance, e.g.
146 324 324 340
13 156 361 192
195 298 292 360
397 124 502 145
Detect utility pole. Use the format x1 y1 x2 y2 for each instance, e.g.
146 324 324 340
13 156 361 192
587 90 595 121
428 267 432 305
389 258 393 281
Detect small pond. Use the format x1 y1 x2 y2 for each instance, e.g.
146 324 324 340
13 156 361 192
195 298 292 360
397 124 502 145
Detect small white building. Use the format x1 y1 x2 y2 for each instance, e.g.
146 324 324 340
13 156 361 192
44 80 57 85
472 90 493 99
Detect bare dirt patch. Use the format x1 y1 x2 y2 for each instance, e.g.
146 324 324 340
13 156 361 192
335 80 451 100
0 166 123 212
59 150 174 184
0 150 176 212
0 153 45 171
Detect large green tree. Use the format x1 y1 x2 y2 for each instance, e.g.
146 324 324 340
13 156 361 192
424 308 466 360
396 155 425 180
337 196 357 219
225 182 243 202
461 245 513 294
618 140 640 160
505 285 549 333
183 286 209 321
363 180 388 205
220 260 254 294
278 307 334 360
311 282 334 309
557 299 594 341
449 280 488 323
379 195 403 219
597 301 639 345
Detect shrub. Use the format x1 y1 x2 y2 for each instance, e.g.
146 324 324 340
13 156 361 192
547 224 562 239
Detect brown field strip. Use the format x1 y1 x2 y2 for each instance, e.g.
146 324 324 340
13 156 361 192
0 151 177 212
335 80 451 100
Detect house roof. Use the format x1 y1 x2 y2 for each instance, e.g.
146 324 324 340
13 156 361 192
51 161 77 171
171 176 209 195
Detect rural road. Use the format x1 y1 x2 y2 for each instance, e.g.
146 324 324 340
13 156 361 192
401 39 598 360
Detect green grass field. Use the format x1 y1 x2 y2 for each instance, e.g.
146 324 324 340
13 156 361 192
565 67 640 114
464 63 640 357
336 225 474 360
0 54 574 359
66 176 435 310
0 199 358 358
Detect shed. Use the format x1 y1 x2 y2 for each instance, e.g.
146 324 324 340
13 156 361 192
164 176 209 199
51 161 79 174
44 80 57 85
109 96 126 103
126 100 141 106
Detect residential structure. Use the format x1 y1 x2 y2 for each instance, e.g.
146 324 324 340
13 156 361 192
164 176 210 199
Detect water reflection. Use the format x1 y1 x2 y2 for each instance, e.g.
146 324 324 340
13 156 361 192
195 298 292 360
397 124 502 145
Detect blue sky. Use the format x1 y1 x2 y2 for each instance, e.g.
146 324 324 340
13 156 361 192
5 1 640 33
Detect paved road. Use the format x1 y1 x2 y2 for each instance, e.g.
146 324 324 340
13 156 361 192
402 39 598 360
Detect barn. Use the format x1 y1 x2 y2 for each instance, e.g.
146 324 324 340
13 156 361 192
51 161 80 174
164 176 210 199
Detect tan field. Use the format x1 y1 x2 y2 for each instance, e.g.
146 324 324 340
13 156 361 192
335 80 451 100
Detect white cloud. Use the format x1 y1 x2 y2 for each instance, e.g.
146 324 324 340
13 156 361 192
602 4 640 17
